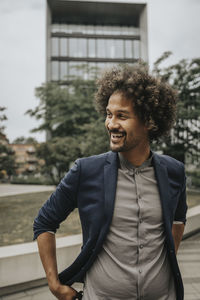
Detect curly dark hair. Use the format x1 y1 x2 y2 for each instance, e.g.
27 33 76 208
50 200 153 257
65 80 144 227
95 64 177 141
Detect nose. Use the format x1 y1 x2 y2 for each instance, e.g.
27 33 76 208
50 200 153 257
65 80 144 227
106 116 120 131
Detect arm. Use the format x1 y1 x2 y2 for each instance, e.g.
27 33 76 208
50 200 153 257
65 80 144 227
37 232 77 300
172 223 184 255
34 161 81 299
33 161 80 240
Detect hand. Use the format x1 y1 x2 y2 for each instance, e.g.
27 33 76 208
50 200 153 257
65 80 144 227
50 281 77 300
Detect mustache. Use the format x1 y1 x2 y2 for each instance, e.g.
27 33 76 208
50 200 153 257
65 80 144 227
108 129 126 134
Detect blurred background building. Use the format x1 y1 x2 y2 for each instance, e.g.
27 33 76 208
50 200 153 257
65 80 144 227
10 144 43 175
46 0 148 82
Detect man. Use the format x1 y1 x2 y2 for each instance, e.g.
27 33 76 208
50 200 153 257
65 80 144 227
34 65 187 300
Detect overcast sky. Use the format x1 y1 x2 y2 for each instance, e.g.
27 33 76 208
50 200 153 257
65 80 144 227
0 0 200 143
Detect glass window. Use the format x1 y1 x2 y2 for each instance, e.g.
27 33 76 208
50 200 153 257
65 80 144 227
77 63 88 79
68 62 88 79
131 27 140 35
105 26 115 35
121 26 130 35
125 40 133 58
77 39 87 57
133 40 140 59
106 62 116 69
69 62 78 77
96 63 106 73
95 25 105 34
112 26 122 35
60 62 68 80
69 38 87 57
75 24 84 33
60 24 68 33
114 40 124 58
85 25 95 34
97 39 106 58
88 62 97 79
60 38 68 56
51 24 60 33
88 39 96 58
69 38 77 57
51 38 59 56
68 24 78 34
106 40 115 59
51 61 59 81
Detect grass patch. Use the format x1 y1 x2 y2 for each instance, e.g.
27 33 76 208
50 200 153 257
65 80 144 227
0 191 81 247
0 190 199 247
186 190 200 208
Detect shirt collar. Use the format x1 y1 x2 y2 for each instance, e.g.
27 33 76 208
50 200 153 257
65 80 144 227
118 151 153 172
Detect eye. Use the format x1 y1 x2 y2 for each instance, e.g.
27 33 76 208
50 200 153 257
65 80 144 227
106 111 112 118
118 114 127 120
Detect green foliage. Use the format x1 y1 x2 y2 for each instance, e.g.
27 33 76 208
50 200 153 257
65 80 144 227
27 75 109 184
0 107 16 180
153 52 200 163
80 117 109 157
12 136 38 144
36 137 82 184
27 78 98 138
0 106 7 135
0 143 16 180
186 170 200 189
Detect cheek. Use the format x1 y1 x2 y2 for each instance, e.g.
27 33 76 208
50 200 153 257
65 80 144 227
105 118 108 129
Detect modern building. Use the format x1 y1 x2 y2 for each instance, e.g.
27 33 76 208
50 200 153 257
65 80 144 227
46 0 148 82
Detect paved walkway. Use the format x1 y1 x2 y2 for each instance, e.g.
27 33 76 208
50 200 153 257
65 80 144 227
0 184 55 197
178 233 200 300
1 234 199 300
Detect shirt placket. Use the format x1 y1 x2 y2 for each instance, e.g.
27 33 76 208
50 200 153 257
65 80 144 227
134 168 144 300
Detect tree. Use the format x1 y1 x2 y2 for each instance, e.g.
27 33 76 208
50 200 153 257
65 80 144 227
0 143 16 180
27 78 98 138
12 136 38 144
153 52 200 163
0 106 7 134
0 107 16 180
27 74 109 183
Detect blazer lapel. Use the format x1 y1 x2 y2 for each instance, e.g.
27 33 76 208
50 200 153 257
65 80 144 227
153 153 173 227
104 151 118 223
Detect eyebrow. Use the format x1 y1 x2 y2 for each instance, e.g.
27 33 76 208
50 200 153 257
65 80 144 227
106 108 131 115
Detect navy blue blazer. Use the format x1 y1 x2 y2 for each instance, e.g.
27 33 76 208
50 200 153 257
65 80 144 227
33 151 187 300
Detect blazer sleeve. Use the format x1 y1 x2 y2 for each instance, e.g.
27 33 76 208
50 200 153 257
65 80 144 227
174 164 188 225
33 160 80 240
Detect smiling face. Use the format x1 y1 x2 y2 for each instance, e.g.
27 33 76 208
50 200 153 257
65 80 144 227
105 92 149 154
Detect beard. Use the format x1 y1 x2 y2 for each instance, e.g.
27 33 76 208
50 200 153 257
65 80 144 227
108 129 141 153
108 130 130 152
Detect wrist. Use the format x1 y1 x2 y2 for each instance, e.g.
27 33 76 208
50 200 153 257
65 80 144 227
48 278 61 294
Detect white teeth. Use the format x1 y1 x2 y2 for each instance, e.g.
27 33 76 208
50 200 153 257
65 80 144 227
111 134 123 138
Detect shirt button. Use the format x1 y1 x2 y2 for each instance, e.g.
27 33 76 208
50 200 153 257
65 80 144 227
139 244 144 249
139 218 143 223
139 269 142 273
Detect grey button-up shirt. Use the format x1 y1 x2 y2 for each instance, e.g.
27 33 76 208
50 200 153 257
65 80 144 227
83 153 176 300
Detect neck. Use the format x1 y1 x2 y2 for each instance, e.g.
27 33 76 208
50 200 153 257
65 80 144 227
120 143 151 167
